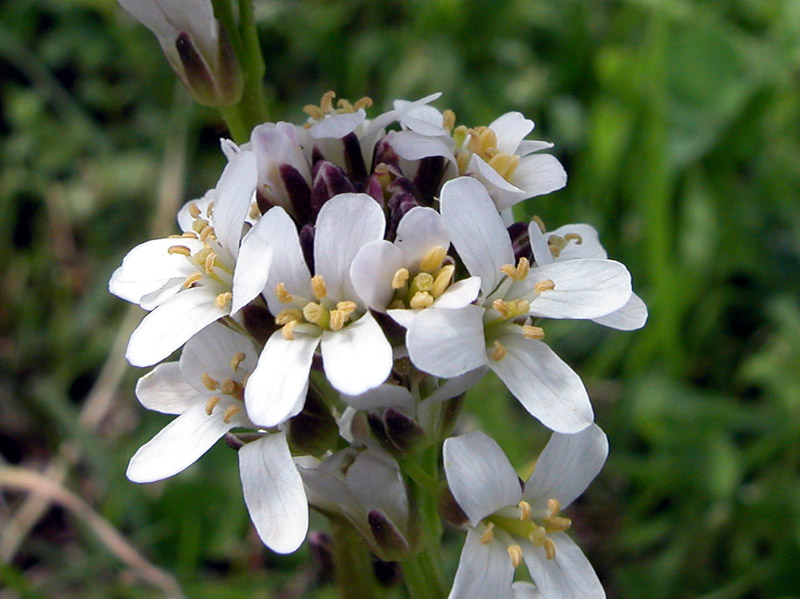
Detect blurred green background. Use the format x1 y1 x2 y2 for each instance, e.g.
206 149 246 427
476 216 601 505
2 0 800 597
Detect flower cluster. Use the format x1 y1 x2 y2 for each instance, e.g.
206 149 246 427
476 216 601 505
111 92 645 597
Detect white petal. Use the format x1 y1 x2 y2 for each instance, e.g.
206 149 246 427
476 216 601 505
425 366 488 403
212 150 258 258
406 305 487 378
239 433 308 554
489 112 534 155
444 431 522 525
448 529 516 599
512 582 543 599
433 276 482 309
592 293 648 331
387 308 417 330
517 140 554 157
350 240 404 310
522 533 605 599
489 335 593 434
395 206 451 266
523 424 608 511
179 322 258 388
260 206 312 314
177 190 215 232
346 449 408 530
244 331 318 427
394 101 446 135
469 155 528 210
125 287 227 367
314 193 385 301
109 238 202 307
547 224 606 261
511 154 567 199
341 383 415 411
126 402 235 483
321 311 392 395
390 130 455 162
528 221 553 267
440 177 515 294
528 260 632 320
135 362 200 415
309 110 366 139
231 216 274 314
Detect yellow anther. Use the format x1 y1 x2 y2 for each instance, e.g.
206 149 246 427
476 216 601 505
303 302 327 326
419 246 447 273
337 98 354 112
303 104 324 120
182 272 203 288
468 127 499 158
329 309 347 331
491 340 507 361
281 320 297 340
452 124 469 149
493 299 510 318
488 152 520 180
523 325 546 340
409 291 434 309
204 251 217 273
222 405 241 424
311 274 328 300
443 109 456 132
543 537 557 561
275 282 293 303
456 150 471 175
188 202 201 218
507 544 523 568
431 264 455 298
534 279 556 294
479 522 495 544
275 308 303 325
199 225 215 241
215 292 232 309
204 396 221 415
500 257 530 281
529 524 547 546
392 268 410 289
550 245 561 258
518 500 532 521
321 91 336 113
206 201 215 217
192 219 209 234
494 299 530 319
531 215 546 234
336 301 357 316
353 96 373 111
564 233 583 245
547 498 561 516
201 372 218 391
168 245 192 256
181 231 199 239
220 378 238 396
230 352 246 372
249 201 261 220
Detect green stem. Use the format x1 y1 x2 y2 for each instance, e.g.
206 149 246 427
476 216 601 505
330 521 384 599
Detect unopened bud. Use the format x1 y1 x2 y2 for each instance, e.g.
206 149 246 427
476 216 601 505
367 510 411 562
384 408 426 455
437 484 469 527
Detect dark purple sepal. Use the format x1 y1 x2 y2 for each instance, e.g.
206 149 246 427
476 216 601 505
299 223 315 273
508 221 532 263
342 132 368 184
280 163 313 225
367 510 410 562
413 156 446 204
310 160 356 215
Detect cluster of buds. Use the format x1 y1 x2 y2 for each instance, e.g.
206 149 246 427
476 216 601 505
111 92 646 599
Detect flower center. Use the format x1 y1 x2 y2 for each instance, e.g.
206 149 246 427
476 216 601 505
273 275 360 339
451 124 520 180
387 246 455 310
199 350 248 423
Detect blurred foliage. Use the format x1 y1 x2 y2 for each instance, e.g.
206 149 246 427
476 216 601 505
1 0 800 597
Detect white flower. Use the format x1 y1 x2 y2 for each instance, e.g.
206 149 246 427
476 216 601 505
117 0 242 106
110 150 273 367
404 177 633 433
244 193 393 427
126 322 308 554
443 426 608 599
460 112 567 210
528 222 648 331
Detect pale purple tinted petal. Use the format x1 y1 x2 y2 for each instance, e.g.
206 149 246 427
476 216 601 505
592 293 648 331
314 193 385 301
523 424 608 511
125 287 227 367
522 533 605 599
440 177 515 294
321 311 392 395
448 529 516 599
239 433 308 554
244 331 318 427
213 150 258 258
406 305 487 378
489 335 593 434
444 431 522 525
126 402 233 483
135 362 200 415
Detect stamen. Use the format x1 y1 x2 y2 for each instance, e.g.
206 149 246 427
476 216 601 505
522 325 546 340
281 320 297 340
507 544 523 568
329 309 346 331
249 201 261 220
167 245 192 256
493 299 510 318
181 231 199 239
544 537 557 561
531 215 546 234
201 372 218 391
419 246 447 273
182 272 203 288
534 279 555 294
336 301 357 316
199 225 215 241
206 201 215 217
303 104 324 120
303 302 328 327
215 291 232 309
321 91 335 113
491 340 507 361
431 264 455 298
500 257 530 281
230 352 246 372
192 219 209 234
412 272 434 292
479 522 495 544
311 274 328 300
392 268 410 289
204 251 217 273
220 378 239 396
222 405 241 423
442 109 456 132
353 96 373 111
564 233 583 244
205 396 221 415
518 500 532 521
488 152 520 180
337 98 353 112
275 308 303 325
409 291 434 309
188 202 201 218
529 524 547 546
275 282 293 303
547 498 561 516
